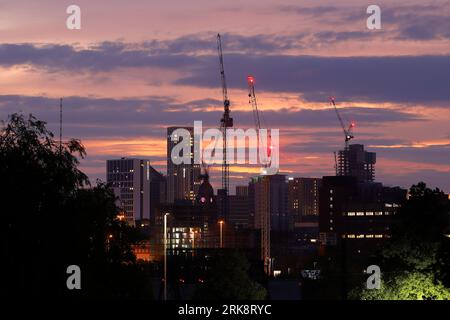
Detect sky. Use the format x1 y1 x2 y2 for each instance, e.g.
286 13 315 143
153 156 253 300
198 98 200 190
1 0 450 193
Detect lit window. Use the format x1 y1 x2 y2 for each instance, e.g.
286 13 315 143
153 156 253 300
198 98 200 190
347 212 355 216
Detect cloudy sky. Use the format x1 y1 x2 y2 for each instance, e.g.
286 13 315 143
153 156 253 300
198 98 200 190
1 0 450 193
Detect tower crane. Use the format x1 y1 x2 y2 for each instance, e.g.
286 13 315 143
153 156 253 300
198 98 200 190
330 97 354 150
247 75 271 275
330 97 355 176
217 34 233 221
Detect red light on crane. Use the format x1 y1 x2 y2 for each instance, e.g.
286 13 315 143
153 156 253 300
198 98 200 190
247 75 254 83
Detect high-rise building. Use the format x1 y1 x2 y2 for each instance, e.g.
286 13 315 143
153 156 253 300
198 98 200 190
148 166 166 222
236 185 249 197
337 144 376 182
106 158 151 224
288 178 321 215
166 127 201 203
254 174 288 232
228 194 251 229
288 177 321 229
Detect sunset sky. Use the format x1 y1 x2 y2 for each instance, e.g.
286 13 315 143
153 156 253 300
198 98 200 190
1 0 449 193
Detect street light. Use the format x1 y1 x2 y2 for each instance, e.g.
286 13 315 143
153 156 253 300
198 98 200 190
163 212 170 301
219 220 224 249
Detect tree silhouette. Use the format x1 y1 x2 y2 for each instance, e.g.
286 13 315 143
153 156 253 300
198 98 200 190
194 250 266 300
0 113 151 298
351 182 450 300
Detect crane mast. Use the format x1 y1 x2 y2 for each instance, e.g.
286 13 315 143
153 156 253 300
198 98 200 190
247 75 271 275
217 34 233 221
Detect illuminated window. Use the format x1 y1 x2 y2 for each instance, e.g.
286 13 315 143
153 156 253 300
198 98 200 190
347 212 355 216
366 212 373 216
365 234 374 238
357 234 364 239
347 234 355 238
356 212 364 216
375 234 383 238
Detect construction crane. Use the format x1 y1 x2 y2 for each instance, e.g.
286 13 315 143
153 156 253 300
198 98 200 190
330 97 354 149
247 75 271 275
330 97 355 175
217 34 233 221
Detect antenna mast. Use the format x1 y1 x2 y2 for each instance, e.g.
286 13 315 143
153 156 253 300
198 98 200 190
59 98 63 154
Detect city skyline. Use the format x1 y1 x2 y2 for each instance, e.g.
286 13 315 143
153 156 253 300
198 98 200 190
1 0 450 193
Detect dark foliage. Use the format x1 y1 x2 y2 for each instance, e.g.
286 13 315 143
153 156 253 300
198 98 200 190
0 113 151 298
